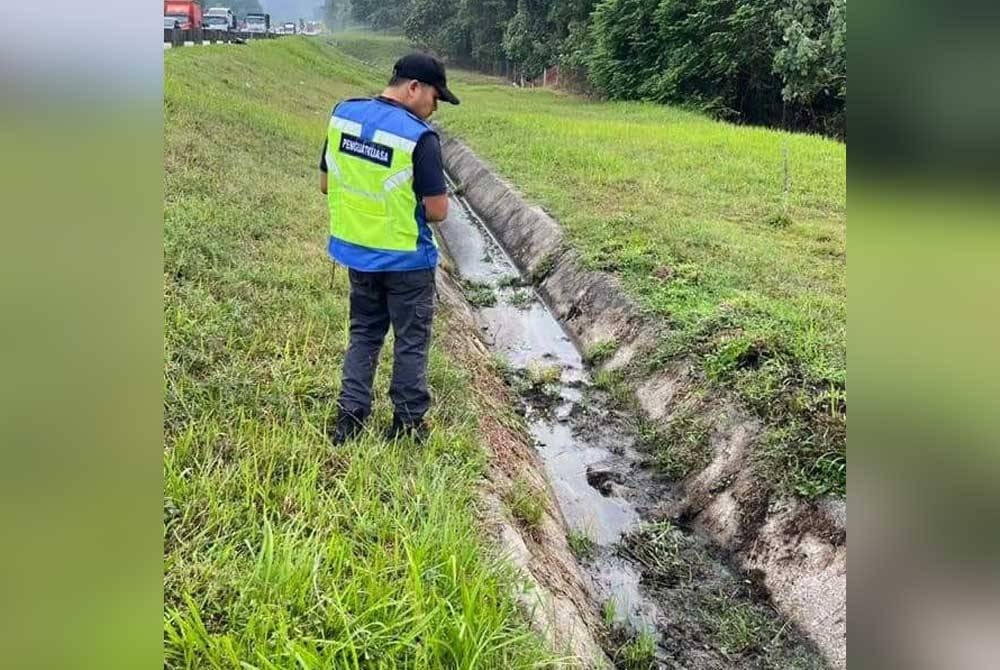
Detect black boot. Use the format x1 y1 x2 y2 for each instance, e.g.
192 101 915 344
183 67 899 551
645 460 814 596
385 415 429 444
330 409 367 446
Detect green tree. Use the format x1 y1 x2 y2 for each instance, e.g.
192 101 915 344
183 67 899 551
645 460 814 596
547 0 597 75
588 0 787 125
350 0 409 30
344 0 846 135
403 0 461 54
323 0 353 30
586 0 663 99
402 0 517 73
502 0 552 80
457 0 517 72
773 0 846 134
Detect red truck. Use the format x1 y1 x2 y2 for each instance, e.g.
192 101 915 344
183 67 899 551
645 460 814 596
164 1 202 30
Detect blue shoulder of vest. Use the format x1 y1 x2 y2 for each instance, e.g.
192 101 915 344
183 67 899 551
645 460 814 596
387 107 437 145
382 101 434 133
332 98 437 142
331 98 370 116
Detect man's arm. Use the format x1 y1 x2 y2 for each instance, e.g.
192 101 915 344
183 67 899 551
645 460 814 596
422 194 448 222
412 133 448 222
320 171 328 195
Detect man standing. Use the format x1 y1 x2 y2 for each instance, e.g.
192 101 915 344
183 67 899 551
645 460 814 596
320 53 460 445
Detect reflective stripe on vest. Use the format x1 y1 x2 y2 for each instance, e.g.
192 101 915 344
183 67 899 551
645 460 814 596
326 98 438 271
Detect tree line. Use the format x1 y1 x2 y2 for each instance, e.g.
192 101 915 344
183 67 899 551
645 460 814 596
225 0 265 17
329 0 846 137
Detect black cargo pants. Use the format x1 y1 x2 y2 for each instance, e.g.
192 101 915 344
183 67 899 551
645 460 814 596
337 267 435 423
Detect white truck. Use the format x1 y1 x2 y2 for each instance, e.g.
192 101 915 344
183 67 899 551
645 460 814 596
203 6 236 31
245 12 270 34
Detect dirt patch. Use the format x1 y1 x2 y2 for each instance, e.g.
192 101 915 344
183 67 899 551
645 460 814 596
442 136 846 669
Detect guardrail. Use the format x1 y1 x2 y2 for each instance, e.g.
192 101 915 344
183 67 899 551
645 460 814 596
164 27 286 46
164 27 183 47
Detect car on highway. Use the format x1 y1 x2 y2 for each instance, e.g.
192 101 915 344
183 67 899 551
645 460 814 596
282 22 297 34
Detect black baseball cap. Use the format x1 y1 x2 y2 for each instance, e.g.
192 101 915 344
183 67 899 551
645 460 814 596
392 53 460 105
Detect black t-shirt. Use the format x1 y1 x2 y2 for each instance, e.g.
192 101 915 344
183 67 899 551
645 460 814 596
319 97 446 198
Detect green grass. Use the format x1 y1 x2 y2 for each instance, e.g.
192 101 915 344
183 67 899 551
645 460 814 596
489 353 517 379
697 594 825 669
583 338 619 366
618 521 690 587
529 251 560 285
526 363 562 386
503 363 562 402
333 32 845 499
505 477 545 531
590 368 632 408
618 522 823 668
614 629 657 670
600 599 617 627
461 279 497 307
164 38 560 668
507 289 534 309
566 529 595 560
702 600 780 659
642 407 714 481
327 31 417 71
498 274 529 289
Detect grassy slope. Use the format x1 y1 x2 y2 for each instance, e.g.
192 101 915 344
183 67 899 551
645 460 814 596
332 34 847 498
163 39 557 667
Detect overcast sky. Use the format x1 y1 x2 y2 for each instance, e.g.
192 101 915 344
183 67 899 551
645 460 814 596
262 0 323 22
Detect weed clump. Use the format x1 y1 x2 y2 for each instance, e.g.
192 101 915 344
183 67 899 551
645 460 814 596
529 251 558 284
498 274 528 288
567 529 595 560
765 212 793 228
584 338 618 366
634 408 712 481
701 599 780 659
507 289 533 309
614 629 657 670
506 477 544 531
589 368 631 409
461 279 497 307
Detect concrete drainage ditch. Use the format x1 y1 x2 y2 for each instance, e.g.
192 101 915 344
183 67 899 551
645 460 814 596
436 178 829 669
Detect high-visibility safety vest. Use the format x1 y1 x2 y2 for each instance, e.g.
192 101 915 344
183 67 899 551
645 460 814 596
325 98 439 272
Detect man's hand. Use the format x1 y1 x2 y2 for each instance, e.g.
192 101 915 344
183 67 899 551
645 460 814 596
423 194 448 222
320 171 328 195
